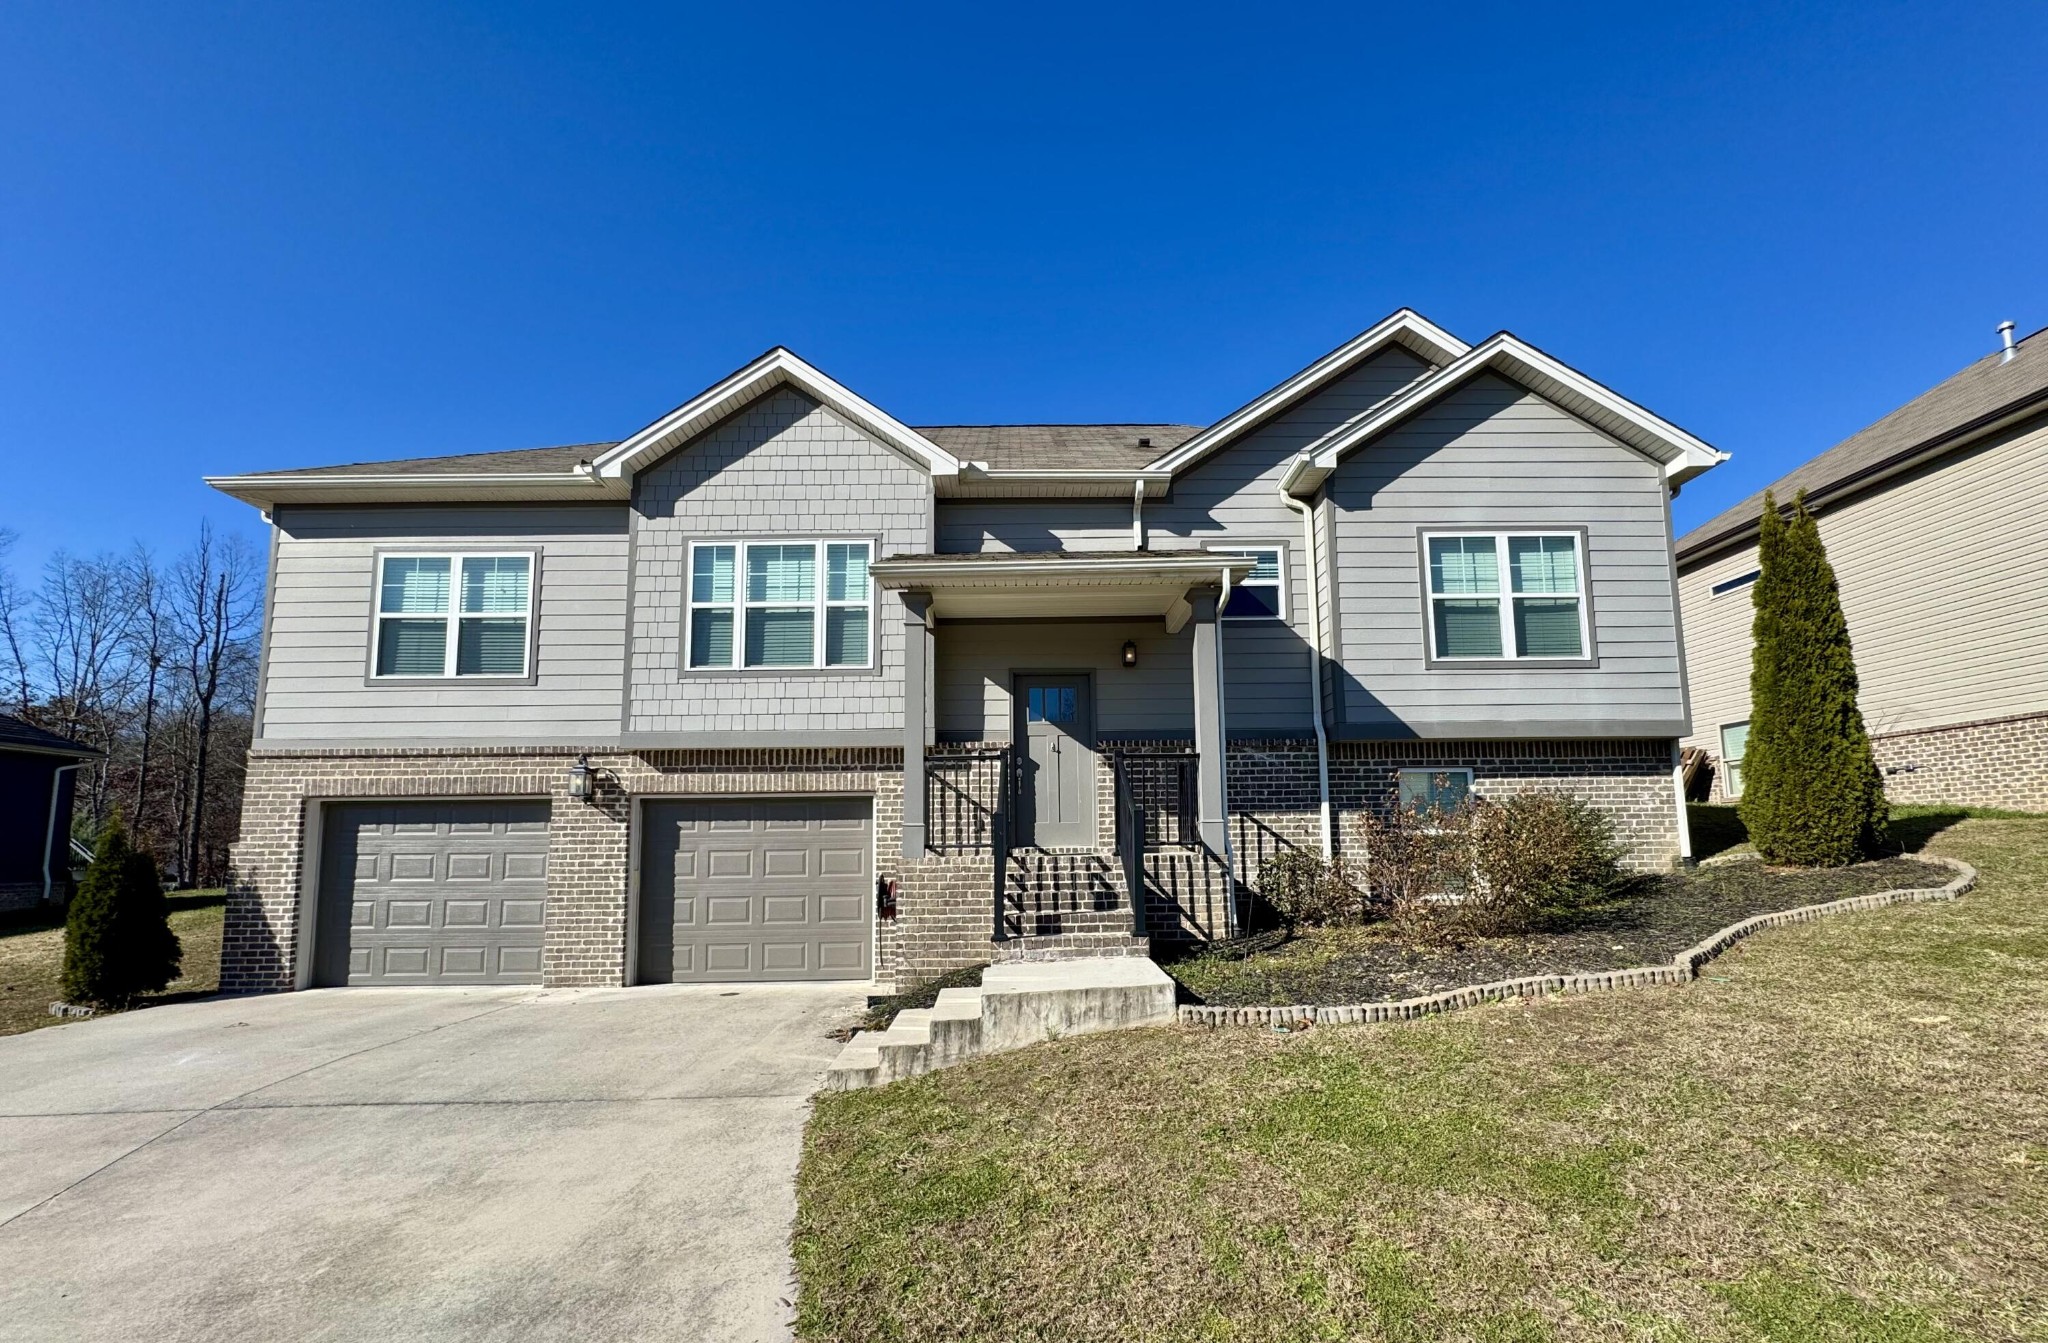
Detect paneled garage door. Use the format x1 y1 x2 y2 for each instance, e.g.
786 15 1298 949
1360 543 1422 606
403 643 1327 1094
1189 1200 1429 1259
314 800 551 986
637 798 871 983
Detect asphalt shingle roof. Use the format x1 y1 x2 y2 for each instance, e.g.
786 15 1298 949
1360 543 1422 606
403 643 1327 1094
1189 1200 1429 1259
0 714 100 757
1677 325 2048 563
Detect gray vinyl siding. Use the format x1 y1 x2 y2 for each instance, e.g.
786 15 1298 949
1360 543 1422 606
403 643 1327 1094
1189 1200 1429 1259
930 346 1434 737
627 387 932 735
258 504 629 744
935 621 1194 741
1328 373 1686 738
1680 409 2048 751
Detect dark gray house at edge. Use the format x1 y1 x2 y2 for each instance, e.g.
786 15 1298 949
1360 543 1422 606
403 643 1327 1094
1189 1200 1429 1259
206 310 1727 994
0 715 100 913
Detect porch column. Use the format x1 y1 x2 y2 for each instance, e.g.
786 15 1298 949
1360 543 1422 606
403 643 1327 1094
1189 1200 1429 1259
900 589 932 860
1189 588 1229 855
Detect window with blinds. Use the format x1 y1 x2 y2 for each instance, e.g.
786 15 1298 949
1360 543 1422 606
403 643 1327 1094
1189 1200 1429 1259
373 553 533 678
1424 532 1590 661
1213 546 1285 620
686 539 873 670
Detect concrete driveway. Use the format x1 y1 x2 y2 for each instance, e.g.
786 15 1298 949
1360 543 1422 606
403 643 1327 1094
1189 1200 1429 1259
0 982 867 1343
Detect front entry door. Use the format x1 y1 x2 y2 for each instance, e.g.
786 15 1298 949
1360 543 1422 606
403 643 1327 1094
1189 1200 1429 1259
1015 675 1095 849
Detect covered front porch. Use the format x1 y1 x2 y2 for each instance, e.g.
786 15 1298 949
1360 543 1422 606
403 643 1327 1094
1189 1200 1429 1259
874 551 1253 951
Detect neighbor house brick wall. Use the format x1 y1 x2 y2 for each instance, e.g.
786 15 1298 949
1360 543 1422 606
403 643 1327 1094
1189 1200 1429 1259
1871 712 2048 812
0 881 47 914
225 746 906 994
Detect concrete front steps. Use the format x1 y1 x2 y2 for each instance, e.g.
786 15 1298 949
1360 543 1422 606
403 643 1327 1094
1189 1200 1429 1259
823 958 1177 1091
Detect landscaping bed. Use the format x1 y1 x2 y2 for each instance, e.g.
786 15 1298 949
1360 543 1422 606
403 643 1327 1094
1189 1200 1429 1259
1167 856 1953 1008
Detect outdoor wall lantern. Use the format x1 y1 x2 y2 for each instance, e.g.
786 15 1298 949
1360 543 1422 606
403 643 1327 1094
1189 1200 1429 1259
1122 639 1139 668
567 754 596 802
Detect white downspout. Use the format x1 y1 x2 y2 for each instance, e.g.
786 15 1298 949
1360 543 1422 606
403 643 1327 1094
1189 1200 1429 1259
1670 740 1694 866
1214 563 1237 933
1279 467 1333 860
43 761 85 906
1131 479 1147 550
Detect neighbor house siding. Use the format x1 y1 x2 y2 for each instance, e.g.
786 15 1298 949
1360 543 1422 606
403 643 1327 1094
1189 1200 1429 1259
1679 409 2048 755
257 504 629 745
626 387 932 739
1327 373 1686 739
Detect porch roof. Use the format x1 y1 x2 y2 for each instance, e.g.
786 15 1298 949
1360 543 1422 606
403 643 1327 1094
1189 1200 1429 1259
872 550 1252 620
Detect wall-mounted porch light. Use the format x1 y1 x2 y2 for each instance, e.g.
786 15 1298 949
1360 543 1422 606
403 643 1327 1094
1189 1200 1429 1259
567 754 596 802
1121 639 1139 668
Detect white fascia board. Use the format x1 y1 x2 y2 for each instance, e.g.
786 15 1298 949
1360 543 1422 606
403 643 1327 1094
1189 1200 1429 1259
872 555 1255 588
1142 309 1471 474
591 347 961 482
1305 333 1727 480
203 472 624 509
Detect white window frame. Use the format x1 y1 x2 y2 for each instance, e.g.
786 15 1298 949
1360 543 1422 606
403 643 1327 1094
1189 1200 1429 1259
1720 721 1749 798
684 538 875 672
1208 544 1287 622
1422 530 1592 663
1710 568 1760 598
371 550 535 680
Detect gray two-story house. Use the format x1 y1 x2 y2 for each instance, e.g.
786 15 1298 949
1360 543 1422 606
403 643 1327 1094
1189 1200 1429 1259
208 310 1725 994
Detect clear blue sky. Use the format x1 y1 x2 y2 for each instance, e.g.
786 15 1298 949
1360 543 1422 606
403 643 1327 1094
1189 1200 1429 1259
5 2 2043 574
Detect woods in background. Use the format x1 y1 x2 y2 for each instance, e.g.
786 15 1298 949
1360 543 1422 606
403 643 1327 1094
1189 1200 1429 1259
0 524 261 889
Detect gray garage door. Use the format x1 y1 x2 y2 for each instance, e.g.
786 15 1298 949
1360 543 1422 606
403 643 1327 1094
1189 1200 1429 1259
314 800 551 987
637 798 871 983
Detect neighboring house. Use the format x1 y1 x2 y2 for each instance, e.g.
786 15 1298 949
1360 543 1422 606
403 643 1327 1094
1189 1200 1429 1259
0 715 101 913
1678 323 2048 812
206 309 1725 994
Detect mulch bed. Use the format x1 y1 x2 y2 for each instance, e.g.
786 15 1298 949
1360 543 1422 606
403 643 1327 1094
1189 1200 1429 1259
1164 856 1954 1008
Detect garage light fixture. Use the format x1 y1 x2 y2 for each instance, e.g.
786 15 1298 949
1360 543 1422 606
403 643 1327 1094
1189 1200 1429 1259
568 754 595 802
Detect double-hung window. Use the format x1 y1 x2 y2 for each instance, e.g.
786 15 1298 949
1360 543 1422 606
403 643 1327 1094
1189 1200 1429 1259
687 540 872 670
374 553 533 678
1398 767 1472 816
1720 722 1749 798
1213 546 1285 620
1424 532 1590 661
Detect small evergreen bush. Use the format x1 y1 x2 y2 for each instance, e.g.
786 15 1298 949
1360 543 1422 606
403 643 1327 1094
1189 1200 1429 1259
61 818 182 1007
1740 489 1888 865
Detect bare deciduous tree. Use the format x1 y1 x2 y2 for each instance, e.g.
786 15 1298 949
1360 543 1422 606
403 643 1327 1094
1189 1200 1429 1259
171 524 261 887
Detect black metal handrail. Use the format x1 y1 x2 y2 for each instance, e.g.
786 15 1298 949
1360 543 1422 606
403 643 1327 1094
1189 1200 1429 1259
1111 747 1200 850
926 748 1010 854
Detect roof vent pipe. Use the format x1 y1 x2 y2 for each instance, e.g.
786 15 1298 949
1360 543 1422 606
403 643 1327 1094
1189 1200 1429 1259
1999 320 2017 363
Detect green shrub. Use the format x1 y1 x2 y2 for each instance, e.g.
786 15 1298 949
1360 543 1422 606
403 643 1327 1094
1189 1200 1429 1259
1255 849 1366 927
61 818 182 1007
1740 489 1888 865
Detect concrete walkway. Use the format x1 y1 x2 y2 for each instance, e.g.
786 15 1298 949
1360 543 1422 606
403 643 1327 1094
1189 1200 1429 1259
0 983 867 1343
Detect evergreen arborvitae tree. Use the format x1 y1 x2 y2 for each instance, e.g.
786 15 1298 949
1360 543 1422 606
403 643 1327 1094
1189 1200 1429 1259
61 818 182 1007
1739 489 1888 865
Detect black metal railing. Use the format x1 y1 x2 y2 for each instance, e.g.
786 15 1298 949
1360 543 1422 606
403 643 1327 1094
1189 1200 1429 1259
925 748 1011 853
1112 747 1200 850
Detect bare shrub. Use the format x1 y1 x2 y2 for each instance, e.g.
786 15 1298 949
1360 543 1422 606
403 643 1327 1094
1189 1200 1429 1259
1351 800 1472 945
1462 792 1624 935
1255 849 1366 928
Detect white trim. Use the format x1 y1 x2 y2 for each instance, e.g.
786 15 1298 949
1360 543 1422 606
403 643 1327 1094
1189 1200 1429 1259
871 554 1256 588
1146 309 1470 473
1304 332 1727 486
1205 543 1288 622
1423 531 1591 662
685 538 875 672
371 551 535 680
593 348 961 482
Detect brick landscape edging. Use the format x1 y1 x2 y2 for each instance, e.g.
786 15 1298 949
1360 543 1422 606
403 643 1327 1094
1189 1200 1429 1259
1177 856 1978 1028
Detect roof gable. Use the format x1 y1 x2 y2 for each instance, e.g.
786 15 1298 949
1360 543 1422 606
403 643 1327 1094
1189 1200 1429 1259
1142 309 1469 474
593 348 961 482
1298 332 1725 486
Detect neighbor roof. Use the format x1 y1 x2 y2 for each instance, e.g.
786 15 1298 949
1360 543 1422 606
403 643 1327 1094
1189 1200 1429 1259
0 714 101 758
250 443 619 478
1677 324 2048 566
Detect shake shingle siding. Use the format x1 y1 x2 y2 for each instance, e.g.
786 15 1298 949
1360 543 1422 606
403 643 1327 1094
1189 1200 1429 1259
257 504 630 745
1327 373 1687 739
627 388 932 736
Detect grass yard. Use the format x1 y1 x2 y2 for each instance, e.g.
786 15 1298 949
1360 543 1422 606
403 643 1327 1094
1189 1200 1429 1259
796 815 2048 1342
0 890 227 1036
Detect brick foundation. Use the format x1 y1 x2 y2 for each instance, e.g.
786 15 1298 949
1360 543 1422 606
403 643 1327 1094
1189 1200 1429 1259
1871 712 2048 812
0 880 49 914
224 735 1686 995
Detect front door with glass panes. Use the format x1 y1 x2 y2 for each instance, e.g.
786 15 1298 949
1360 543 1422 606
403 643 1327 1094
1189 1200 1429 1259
1013 675 1095 849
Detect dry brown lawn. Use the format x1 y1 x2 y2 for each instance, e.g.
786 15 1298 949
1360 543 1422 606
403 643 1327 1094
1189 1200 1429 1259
0 891 226 1036
796 817 2048 1342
